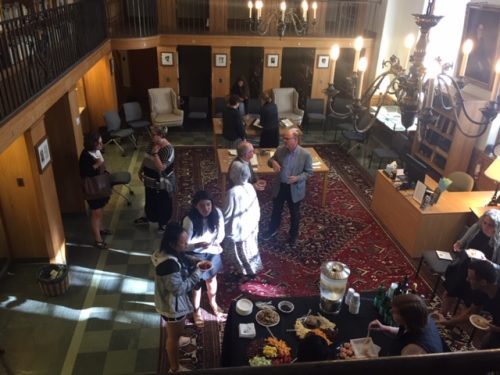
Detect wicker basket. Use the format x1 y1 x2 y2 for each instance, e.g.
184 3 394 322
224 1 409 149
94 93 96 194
37 264 69 297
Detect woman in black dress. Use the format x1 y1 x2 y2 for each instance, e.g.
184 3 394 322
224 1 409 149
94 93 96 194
231 76 249 116
259 92 279 148
135 126 175 232
79 132 111 249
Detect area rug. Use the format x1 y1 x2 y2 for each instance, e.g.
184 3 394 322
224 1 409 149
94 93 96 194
158 144 435 373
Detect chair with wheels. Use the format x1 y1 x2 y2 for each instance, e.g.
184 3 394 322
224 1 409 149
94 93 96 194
368 132 410 169
341 113 371 160
103 111 137 156
446 171 474 192
110 171 134 206
305 98 326 133
328 97 354 141
123 102 151 137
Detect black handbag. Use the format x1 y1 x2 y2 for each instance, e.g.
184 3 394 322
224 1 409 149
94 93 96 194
82 172 112 200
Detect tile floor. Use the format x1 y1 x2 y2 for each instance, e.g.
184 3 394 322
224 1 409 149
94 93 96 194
0 122 394 374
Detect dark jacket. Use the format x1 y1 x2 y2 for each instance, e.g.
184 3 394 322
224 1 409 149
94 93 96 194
222 106 245 141
259 102 279 148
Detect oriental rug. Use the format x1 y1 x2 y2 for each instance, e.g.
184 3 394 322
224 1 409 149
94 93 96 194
158 144 438 373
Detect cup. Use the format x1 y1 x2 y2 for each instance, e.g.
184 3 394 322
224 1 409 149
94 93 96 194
349 292 360 314
345 287 355 305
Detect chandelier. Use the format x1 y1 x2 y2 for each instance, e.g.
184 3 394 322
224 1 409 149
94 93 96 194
247 1 317 37
325 0 500 140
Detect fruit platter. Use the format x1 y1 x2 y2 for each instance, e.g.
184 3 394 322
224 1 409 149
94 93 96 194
248 337 293 366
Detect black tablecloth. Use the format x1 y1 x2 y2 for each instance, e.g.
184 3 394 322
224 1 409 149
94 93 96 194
220 293 393 367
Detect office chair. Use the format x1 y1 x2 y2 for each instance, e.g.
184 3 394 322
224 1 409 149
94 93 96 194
328 97 354 141
305 98 326 133
110 171 133 206
123 102 151 137
368 132 409 169
446 171 474 192
103 111 137 156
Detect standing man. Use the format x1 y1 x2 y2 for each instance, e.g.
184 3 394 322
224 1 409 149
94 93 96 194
262 128 312 245
222 95 246 148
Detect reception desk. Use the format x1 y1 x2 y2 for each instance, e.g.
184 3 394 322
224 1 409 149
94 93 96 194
370 171 493 257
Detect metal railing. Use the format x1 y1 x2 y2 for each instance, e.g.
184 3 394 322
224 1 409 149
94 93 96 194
0 0 107 125
107 0 158 38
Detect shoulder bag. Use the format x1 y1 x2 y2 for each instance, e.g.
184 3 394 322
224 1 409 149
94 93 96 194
82 172 112 200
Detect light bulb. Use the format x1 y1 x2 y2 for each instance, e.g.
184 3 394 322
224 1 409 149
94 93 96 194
330 44 340 61
358 57 368 72
280 1 286 12
354 36 364 51
462 39 473 55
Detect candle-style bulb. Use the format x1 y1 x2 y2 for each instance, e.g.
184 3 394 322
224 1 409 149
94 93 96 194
490 59 500 101
354 36 364 52
462 39 473 54
330 44 340 61
357 56 368 72
312 1 317 19
248 1 253 18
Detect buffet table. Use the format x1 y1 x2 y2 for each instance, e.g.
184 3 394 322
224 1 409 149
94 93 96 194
220 293 393 367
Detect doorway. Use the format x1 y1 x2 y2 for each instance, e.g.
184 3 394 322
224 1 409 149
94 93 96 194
230 47 264 99
281 47 315 109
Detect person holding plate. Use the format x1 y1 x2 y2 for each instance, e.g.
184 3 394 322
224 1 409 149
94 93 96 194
152 222 210 373
182 190 226 327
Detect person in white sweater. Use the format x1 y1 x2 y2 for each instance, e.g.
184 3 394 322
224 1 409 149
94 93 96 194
182 191 226 327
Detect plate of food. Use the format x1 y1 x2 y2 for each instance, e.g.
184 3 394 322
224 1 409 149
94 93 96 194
294 314 337 345
469 314 490 330
255 309 280 327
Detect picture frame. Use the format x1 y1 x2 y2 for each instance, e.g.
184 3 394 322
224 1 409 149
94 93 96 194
459 3 500 90
266 54 279 68
160 52 174 66
412 180 427 205
36 137 51 173
214 53 227 68
317 55 330 69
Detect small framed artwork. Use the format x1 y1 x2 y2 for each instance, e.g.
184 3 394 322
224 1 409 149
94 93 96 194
266 54 279 68
317 55 330 69
214 53 227 68
412 180 427 205
160 52 174 66
36 136 51 173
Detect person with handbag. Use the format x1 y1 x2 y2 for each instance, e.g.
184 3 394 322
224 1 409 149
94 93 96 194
440 209 500 315
134 126 175 232
79 132 112 249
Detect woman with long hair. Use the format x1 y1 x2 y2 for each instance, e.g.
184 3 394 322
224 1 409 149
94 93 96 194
78 132 111 249
182 190 226 327
152 222 209 373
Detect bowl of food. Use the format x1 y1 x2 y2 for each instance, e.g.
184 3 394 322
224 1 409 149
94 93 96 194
255 308 280 327
236 298 254 316
277 301 294 314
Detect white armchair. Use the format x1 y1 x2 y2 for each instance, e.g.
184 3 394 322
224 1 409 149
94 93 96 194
148 87 184 129
272 87 304 125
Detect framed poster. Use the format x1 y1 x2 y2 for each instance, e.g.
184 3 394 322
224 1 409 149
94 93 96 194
266 54 279 68
459 3 500 89
160 52 174 66
317 55 330 69
214 54 227 68
36 137 51 173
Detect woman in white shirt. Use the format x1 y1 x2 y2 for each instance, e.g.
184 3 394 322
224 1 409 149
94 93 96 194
182 191 226 327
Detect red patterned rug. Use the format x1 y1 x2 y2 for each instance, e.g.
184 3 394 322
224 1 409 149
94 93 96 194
158 144 432 373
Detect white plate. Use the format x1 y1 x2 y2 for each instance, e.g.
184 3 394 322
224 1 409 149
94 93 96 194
255 309 280 327
469 314 490 330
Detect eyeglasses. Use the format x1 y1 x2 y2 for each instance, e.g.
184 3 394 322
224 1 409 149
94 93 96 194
482 220 496 228
283 137 296 141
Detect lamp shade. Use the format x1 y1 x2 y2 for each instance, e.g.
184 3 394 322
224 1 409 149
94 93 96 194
484 157 500 183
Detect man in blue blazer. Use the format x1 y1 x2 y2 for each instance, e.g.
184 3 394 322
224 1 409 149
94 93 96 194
262 128 313 245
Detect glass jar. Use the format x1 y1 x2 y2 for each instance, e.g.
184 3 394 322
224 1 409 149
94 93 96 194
319 261 350 315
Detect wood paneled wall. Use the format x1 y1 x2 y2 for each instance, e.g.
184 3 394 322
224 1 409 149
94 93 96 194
212 47 231 103
262 48 283 93
157 46 180 94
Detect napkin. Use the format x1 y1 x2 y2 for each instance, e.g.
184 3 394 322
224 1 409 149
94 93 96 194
239 323 256 338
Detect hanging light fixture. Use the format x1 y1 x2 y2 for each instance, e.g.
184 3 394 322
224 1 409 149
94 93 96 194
247 1 318 38
325 0 500 140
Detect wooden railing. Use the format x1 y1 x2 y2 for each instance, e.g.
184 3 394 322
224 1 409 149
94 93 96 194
0 0 107 125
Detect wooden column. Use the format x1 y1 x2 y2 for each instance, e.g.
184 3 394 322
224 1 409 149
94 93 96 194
262 47 283 93
209 0 227 34
212 47 231 108
157 46 180 93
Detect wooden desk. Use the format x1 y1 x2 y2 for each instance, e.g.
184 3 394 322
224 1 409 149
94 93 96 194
370 171 493 257
216 147 329 206
212 118 300 149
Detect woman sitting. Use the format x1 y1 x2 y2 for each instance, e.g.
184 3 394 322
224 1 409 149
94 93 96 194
441 209 500 315
151 222 209 373
182 190 226 327
368 294 443 355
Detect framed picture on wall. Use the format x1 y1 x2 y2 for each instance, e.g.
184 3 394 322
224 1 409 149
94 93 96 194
317 55 330 69
459 3 500 89
214 54 227 68
160 52 174 66
266 54 279 68
36 137 51 173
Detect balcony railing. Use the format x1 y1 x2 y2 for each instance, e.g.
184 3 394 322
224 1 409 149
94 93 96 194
0 0 107 126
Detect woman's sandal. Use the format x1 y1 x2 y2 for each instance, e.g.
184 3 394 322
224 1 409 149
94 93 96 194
99 229 112 236
193 308 204 328
95 241 108 250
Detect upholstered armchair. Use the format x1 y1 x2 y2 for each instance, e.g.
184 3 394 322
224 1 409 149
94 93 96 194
148 88 184 129
272 87 304 124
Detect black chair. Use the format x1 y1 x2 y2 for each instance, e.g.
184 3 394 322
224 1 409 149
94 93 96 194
110 171 134 206
247 98 261 119
415 250 453 298
305 98 326 133
122 102 151 137
213 97 226 118
103 111 137 156
328 97 354 140
187 97 209 120
341 114 372 161
368 132 409 169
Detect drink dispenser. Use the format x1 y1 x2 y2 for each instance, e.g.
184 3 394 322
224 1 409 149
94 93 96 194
320 261 350 314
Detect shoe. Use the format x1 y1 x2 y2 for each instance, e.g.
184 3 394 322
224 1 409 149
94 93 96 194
178 336 191 348
193 309 204 328
261 230 277 240
158 224 167 233
99 229 112 236
134 216 149 225
94 241 108 249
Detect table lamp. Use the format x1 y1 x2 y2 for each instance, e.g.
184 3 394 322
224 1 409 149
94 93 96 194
484 157 500 206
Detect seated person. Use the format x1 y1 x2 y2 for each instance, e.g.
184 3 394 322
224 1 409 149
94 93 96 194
438 259 500 349
440 209 500 315
368 294 443 355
